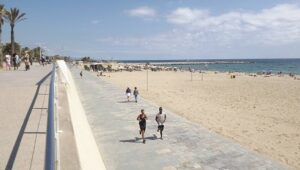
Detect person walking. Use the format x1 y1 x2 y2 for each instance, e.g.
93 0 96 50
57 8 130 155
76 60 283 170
80 71 83 78
133 87 139 103
155 107 166 139
12 53 17 70
137 109 148 144
15 53 20 70
24 51 30 71
125 87 131 102
41 55 45 66
29 56 33 66
5 54 11 71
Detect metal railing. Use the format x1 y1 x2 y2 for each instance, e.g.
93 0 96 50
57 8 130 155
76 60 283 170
45 64 56 170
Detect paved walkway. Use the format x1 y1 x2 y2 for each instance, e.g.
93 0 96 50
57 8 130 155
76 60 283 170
70 67 289 170
0 64 51 170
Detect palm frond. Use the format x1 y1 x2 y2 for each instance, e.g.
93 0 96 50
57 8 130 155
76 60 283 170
16 12 26 22
4 7 26 24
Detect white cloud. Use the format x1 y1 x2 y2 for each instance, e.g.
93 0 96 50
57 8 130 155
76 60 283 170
96 4 300 59
127 6 156 18
167 4 300 45
167 8 209 24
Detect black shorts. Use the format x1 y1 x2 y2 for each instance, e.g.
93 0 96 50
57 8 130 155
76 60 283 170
139 121 146 131
158 125 164 131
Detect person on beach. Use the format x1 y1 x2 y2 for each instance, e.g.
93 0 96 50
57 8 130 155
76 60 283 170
133 87 139 103
156 107 166 139
126 87 131 101
80 71 83 78
137 109 148 144
5 54 11 71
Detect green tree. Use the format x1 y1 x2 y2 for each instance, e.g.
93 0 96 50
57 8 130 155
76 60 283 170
4 8 26 55
0 4 5 68
81 56 91 62
30 47 41 61
2 42 21 55
21 46 30 55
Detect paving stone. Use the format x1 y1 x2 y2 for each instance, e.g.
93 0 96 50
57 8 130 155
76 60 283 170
70 67 289 170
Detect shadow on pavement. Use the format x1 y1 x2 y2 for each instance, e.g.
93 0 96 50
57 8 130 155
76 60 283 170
120 134 158 143
117 101 137 103
5 71 52 170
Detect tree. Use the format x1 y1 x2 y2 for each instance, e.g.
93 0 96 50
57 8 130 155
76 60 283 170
2 42 21 55
30 47 42 61
0 4 5 68
81 56 91 62
4 8 26 55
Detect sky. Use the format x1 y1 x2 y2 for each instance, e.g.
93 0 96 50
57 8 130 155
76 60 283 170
1 0 300 60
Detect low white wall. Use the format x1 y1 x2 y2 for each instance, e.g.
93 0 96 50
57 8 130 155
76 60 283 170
56 60 106 170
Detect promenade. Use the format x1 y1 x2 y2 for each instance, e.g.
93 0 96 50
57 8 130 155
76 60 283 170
70 67 289 170
0 64 51 170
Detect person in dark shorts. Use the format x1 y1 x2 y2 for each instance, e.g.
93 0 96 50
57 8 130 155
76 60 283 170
155 107 166 139
133 87 139 103
80 71 83 78
137 109 148 144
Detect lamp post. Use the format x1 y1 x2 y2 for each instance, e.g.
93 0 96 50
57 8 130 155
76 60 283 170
191 70 193 81
146 62 149 91
40 46 42 62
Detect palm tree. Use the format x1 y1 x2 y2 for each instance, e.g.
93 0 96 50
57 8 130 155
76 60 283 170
0 4 5 67
4 8 26 55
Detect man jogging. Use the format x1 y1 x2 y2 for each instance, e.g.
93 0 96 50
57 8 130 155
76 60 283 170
137 109 148 144
155 107 166 139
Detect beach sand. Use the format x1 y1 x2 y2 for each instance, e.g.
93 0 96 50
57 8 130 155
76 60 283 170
101 70 300 169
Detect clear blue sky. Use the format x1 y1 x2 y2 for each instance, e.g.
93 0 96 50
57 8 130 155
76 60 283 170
1 0 300 60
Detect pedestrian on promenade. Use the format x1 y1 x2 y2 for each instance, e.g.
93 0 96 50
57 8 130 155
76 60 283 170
12 53 17 70
41 55 45 66
80 71 83 78
15 53 20 70
5 54 11 71
155 107 166 139
137 109 148 144
29 56 33 66
126 87 131 101
133 87 139 103
24 51 30 71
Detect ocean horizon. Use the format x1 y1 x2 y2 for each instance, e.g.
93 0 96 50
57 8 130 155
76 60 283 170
119 58 300 75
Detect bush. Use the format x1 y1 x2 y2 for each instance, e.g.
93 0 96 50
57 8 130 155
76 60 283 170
84 65 90 71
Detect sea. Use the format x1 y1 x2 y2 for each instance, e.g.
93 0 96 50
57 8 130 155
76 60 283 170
121 58 300 75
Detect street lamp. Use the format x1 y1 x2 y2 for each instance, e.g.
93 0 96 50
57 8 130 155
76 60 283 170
40 46 42 62
146 62 150 91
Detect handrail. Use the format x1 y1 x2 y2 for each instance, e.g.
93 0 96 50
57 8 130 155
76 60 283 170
45 64 56 170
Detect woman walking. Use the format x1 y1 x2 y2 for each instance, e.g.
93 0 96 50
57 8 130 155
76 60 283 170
125 87 131 102
137 109 147 144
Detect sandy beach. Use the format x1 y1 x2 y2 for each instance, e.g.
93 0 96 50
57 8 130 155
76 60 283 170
100 70 300 169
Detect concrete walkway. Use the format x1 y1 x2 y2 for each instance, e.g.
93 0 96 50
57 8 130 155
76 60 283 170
0 64 51 170
70 67 289 170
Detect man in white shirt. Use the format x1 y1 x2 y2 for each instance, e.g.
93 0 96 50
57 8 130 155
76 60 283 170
155 107 166 139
